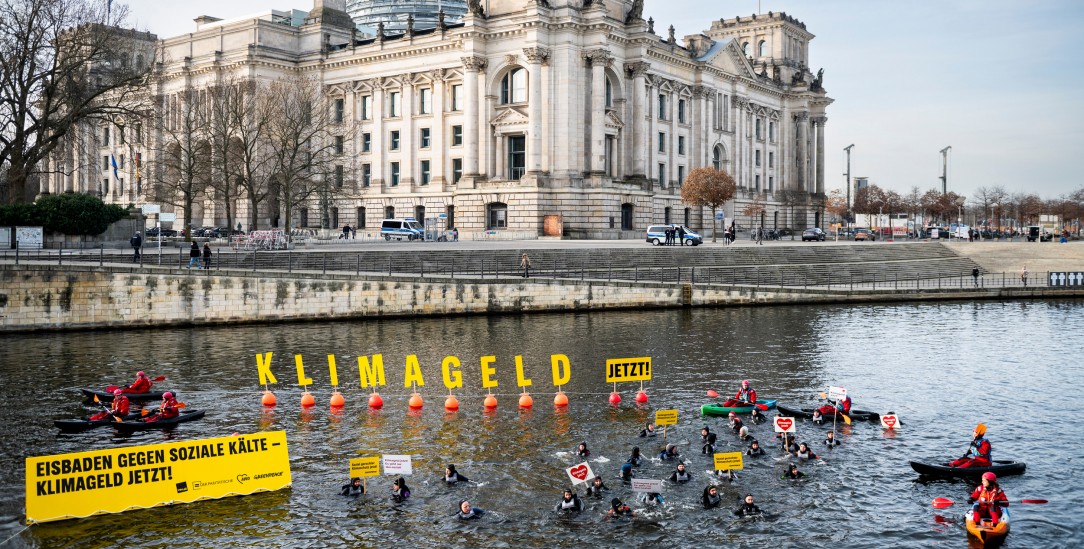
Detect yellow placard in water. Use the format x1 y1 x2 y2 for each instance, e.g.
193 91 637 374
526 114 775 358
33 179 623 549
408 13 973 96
605 357 652 383
713 451 744 471
25 431 291 524
349 457 381 477
655 409 679 426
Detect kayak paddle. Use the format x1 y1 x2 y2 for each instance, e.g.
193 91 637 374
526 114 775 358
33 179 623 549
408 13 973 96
932 497 1048 508
92 394 123 422
707 390 719 398
707 389 769 410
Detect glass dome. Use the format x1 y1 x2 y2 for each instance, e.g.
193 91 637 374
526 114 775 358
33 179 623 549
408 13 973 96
346 0 468 33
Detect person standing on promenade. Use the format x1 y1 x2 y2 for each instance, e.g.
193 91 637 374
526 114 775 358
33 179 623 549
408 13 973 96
202 243 212 270
520 253 531 278
676 225 686 246
972 267 980 287
130 232 142 262
664 226 673 246
188 241 202 269
1021 264 1028 287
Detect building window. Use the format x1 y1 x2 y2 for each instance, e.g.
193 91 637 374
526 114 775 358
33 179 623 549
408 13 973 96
357 207 366 228
452 125 463 146
742 42 750 56
678 99 686 123
605 136 615 177
664 206 672 224
362 132 371 152
769 121 776 141
390 162 400 186
389 92 400 117
415 205 425 221
769 176 774 192
658 132 665 153
658 163 666 188
134 123 142 143
390 130 400 150
678 136 685 155
657 94 666 119
102 155 109 171
361 95 372 120
755 174 761 191
420 128 431 148
605 78 613 108
385 206 395 219
621 203 633 231
119 178 124 195
759 40 768 57
769 151 774 168
755 149 761 167
299 208 309 228
507 135 526 180
334 165 344 188
419 88 431 114
420 160 430 185
486 202 508 229
334 135 344 154
101 178 108 196
446 205 455 229
451 84 463 111
362 164 371 187
452 158 463 184
103 126 109 145
678 166 685 185
756 118 762 140
501 68 527 104
331 207 339 228
712 145 723 170
119 154 125 169
684 208 691 227
333 98 344 123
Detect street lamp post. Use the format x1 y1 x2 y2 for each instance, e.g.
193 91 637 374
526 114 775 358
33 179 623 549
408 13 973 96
939 146 952 194
844 144 855 212
955 195 966 240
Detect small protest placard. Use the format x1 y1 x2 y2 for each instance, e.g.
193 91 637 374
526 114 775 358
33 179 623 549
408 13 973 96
655 409 678 426
827 386 847 401
382 455 413 475
630 478 663 493
713 452 744 471
349 457 381 477
881 414 900 430
565 462 595 485
774 416 796 433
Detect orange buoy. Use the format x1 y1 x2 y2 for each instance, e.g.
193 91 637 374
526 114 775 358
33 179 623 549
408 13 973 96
261 391 277 407
300 391 316 408
554 391 569 407
608 392 622 405
368 393 384 409
519 393 534 409
635 390 649 404
483 394 498 409
330 391 345 408
408 393 424 409
444 395 460 412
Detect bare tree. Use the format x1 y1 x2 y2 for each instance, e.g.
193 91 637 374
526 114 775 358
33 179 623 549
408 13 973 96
148 89 210 240
230 80 275 232
204 81 243 235
741 193 766 233
0 0 153 203
776 189 806 239
680 167 736 242
853 184 886 227
883 190 903 238
824 189 847 226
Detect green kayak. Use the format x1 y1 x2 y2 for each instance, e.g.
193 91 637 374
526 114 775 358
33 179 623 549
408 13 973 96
701 400 777 416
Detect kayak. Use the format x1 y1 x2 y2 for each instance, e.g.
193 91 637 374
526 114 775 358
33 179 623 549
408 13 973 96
909 460 1026 479
55 412 144 433
776 404 880 422
701 400 777 416
966 507 1010 545
112 410 205 432
81 388 166 402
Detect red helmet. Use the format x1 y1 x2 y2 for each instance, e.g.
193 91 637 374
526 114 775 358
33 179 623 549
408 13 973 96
728 411 736 418
982 472 996 482
163 391 173 399
113 389 123 396
137 371 146 377
742 380 750 387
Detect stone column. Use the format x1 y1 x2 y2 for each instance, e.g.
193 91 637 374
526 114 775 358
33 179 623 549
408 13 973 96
431 69 446 187
625 62 650 179
401 79 414 189
794 111 808 191
583 49 612 174
523 47 550 174
461 56 486 177
734 97 746 188
648 81 658 187
813 116 826 194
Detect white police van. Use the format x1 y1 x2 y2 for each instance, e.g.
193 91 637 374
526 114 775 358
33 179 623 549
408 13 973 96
380 218 424 241
645 224 703 246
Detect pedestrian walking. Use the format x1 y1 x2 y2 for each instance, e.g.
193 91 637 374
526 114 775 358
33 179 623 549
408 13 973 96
756 226 763 245
520 253 532 278
972 267 980 287
202 243 212 270
188 241 202 269
130 232 142 262
1021 264 1028 287
341 224 351 240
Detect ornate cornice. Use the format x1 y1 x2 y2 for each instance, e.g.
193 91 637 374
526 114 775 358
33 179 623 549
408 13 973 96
793 111 809 122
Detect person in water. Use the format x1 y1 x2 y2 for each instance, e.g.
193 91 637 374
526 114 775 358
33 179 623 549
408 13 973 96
575 441 591 458
555 487 585 513
456 499 485 520
950 423 992 468
746 440 766 456
715 468 738 482
701 426 718 454
796 442 819 460
639 423 657 437
123 371 153 394
780 432 798 455
969 472 1008 526
618 463 635 484
726 379 757 407
90 389 129 421
701 485 722 509
733 494 763 517
639 492 663 506
738 426 752 442
668 462 693 483
782 463 806 480
728 412 744 434
658 444 680 461
341 477 364 496
145 391 179 422
627 446 644 467
445 464 470 484
609 497 634 518
586 476 610 497
824 431 841 447
392 477 410 502
811 409 824 425
749 408 764 424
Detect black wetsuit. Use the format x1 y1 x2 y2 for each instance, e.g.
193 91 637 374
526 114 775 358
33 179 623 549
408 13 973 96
668 469 693 483
702 491 722 509
734 503 763 517
446 472 469 485
341 482 364 496
554 495 585 512
702 432 718 454
746 446 766 456
586 481 610 497
782 469 806 480
457 507 485 520
824 437 841 447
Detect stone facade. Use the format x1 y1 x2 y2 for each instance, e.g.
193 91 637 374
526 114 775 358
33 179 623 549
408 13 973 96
44 1 832 239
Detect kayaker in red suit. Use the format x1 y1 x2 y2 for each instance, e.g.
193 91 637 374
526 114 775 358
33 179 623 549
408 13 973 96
724 380 757 407
122 371 152 394
950 423 992 467
90 389 129 421
818 394 852 417
969 472 1008 526
146 391 179 422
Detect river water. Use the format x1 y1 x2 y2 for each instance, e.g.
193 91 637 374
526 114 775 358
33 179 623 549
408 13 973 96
1 300 1082 548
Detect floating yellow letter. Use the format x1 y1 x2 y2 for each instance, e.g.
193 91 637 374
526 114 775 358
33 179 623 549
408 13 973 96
403 354 426 388
357 354 386 388
256 352 277 385
480 355 499 389
327 354 339 387
515 355 533 388
295 354 313 387
442 356 463 389
551 354 571 386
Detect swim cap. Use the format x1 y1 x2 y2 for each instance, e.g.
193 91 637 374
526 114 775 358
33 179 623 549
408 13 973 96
982 472 996 482
742 380 750 386
728 411 736 418
113 389 123 396
163 391 173 399
137 371 145 376
974 423 987 436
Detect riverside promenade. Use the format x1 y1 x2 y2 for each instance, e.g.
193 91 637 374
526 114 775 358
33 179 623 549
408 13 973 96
2 240 1082 333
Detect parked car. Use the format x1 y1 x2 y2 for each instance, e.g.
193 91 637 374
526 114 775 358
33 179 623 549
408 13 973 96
380 218 424 241
145 227 177 238
801 228 826 241
645 224 703 246
853 228 877 241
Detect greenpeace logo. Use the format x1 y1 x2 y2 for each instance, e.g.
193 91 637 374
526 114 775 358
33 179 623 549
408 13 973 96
254 472 283 480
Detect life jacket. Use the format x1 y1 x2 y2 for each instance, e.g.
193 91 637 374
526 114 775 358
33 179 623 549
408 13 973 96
735 387 756 402
129 376 151 393
837 397 852 413
972 437 991 460
559 497 580 510
797 449 817 459
673 470 691 482
971 484 1006 507
703 493 721 507
112 396 130 415
445 474 460 483
159 397 179 418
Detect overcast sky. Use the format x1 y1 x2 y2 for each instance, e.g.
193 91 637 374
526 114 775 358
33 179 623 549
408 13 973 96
125 0 1084 201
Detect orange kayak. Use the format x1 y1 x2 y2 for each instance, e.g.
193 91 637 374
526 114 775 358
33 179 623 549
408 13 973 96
966 507 1010 545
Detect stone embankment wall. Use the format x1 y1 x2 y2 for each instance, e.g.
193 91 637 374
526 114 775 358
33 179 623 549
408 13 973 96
2 265 1082 333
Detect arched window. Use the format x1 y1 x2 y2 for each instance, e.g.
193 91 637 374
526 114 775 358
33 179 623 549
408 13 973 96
712 145 724 170
486 202 508 229
621 203 634 231
385 206 395 219
501 68 527 104
758 40 768 57
742 42 750 56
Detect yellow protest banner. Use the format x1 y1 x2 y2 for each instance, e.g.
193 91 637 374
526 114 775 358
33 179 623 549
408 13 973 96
349 457 381 478
605 357 652 383
655 409 678 426
713 452 744 471
25 431 291 524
